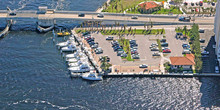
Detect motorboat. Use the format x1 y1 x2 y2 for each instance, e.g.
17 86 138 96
68 61 89 67
61 45 77 52
82 72 102 81
56 40 75 49
66 58 78 63
68 64 90 73
57 31 71 36
65 52 86 59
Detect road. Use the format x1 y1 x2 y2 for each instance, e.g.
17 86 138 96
0 10 214 25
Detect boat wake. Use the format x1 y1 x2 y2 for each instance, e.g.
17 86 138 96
11 98 87 110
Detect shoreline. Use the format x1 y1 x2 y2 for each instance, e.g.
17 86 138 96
96 0 111 13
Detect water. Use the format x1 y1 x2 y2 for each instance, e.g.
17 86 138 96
0 0 220 109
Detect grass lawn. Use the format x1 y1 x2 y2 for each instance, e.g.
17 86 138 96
102 0 168 14
118 39 134 61
101 29 165 35
156 39 162 52
175 28 190 36
152 6 182 14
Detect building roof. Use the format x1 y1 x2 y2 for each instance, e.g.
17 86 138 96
139 1 159 10
170 54 195 66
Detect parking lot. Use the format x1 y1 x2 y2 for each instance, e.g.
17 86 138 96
91 29 185 67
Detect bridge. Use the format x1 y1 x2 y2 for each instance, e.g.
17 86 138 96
0 9 214 26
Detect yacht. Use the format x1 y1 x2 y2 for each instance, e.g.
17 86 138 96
61 45 77 52
68 61 89 67
56 40 74 49
82 72 103 81
68 64 90 73
66 58 78 63
65 52 86 59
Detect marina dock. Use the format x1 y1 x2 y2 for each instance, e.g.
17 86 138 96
103 72 220 78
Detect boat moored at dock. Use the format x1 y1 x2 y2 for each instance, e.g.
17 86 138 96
82 72 103 81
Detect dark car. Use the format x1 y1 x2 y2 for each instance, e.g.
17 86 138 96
199 29 205 33
78 13 85 17
161 42 168 47
9 11 16 16
211 2 215 6
199 39 205 43
89 41 95 46
160 39 166 42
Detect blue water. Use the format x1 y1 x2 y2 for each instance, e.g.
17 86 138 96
0 0 220 109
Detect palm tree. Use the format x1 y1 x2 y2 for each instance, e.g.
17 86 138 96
121 4 124 13
104 2 108 10
111 4 114 12
183 26 187 37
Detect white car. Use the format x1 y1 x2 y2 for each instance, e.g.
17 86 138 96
106 36 114 40
131 16 138 19
139 64 148 68
97 13 104 18
201 51 209 55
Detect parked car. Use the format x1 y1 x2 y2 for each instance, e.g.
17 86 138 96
213 45 216 49
95 48 103 54
151 47 159 51
131 16 138 19
121 53 127 57
161 42 168 47
199 29 205 33
163 49 171 53
160 39 166 42
201 51 209 55
106 36 114 40
132 54 140 59
215 66 219 73
78 13 85 17
199 1 203 6
117 51 124 56
211 2 215 6
91 44 98 49
199 39 205 43
97 13 104 18
152 52 160 56
162 47 170 50
139 64 148 68
182 49 191 54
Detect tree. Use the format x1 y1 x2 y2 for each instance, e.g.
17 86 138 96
111 4 114 12
183 25 187 37
104 2 108 10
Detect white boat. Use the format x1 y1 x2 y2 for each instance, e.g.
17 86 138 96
66 58 78 63
68 64 90 73
56 41 75 49
65 52 85 59
68 61 89 67
82 72 103 81
61 45 77 52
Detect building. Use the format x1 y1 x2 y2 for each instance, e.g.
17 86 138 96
214 1 220 66
170 54 195 70
138 1 161 14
